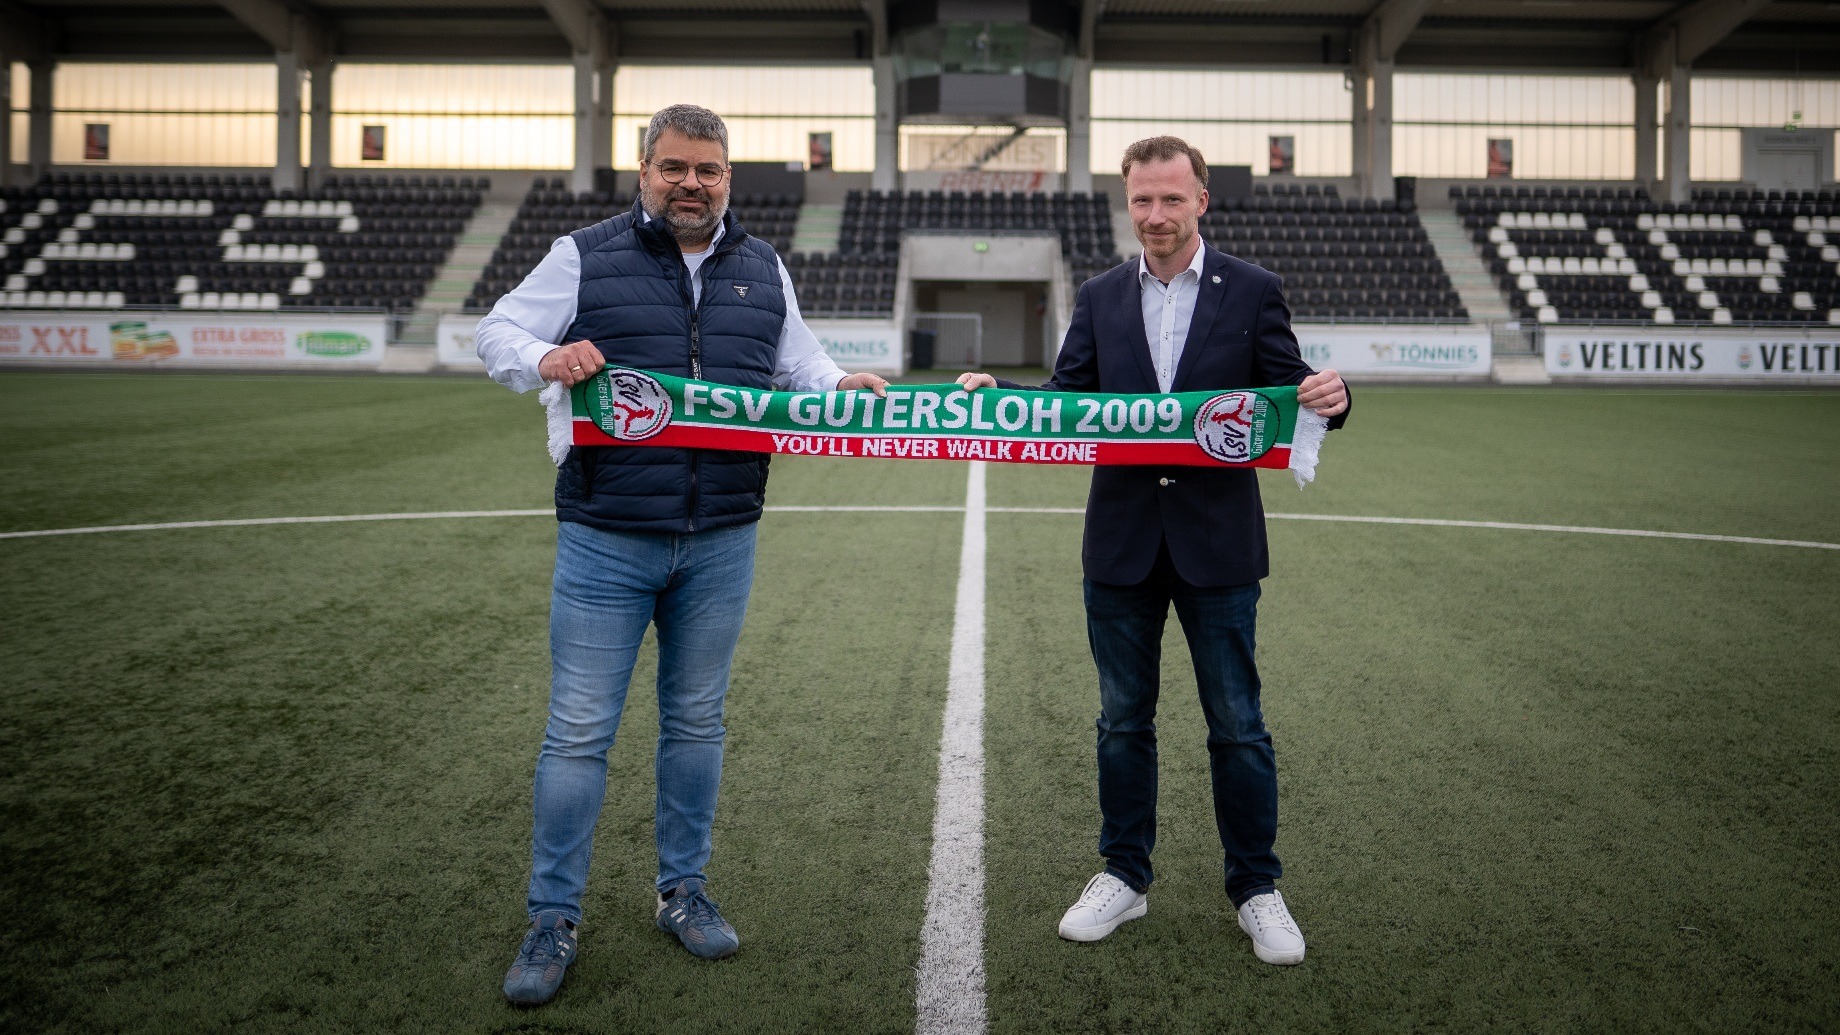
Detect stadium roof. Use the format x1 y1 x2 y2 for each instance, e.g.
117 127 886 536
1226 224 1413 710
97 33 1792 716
2 0 1837 73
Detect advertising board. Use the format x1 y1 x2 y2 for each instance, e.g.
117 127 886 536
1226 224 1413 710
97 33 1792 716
0 311 388 367
1294 324 1493 377
437 313 484 368
807 319 904 374
1543 327 1840 379
439 316 905 375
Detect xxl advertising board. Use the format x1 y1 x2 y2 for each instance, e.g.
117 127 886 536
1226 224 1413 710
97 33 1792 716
807 319 904 375
1544 327 1840 379
1294 325 1493 376
0 311 388 367
437 313 483 368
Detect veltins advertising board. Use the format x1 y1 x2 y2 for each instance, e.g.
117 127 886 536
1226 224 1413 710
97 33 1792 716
1295 325 1492 376
1544 327 1840 379
0 312 388 367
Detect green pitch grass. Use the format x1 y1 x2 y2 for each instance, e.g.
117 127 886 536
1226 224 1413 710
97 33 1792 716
1 371 1836 1033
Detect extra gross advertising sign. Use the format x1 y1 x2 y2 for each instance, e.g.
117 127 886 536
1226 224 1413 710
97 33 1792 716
1295 325 1492 377
0 312 388 367
1544 327 1840 379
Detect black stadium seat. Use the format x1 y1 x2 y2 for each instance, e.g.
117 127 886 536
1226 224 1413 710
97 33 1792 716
0 170 482 311
1463 189 1839 326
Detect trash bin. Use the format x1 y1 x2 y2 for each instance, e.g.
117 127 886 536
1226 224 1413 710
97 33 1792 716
908 328 937 371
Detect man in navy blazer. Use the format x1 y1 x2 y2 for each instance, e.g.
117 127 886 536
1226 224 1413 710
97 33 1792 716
961 135 1349 965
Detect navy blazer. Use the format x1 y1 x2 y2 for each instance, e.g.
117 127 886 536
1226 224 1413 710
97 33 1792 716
998 245 1350 587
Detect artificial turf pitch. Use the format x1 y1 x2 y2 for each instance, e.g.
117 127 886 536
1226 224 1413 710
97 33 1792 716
0 370 1836 1033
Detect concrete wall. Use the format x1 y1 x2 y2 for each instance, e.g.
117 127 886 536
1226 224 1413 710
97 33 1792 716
902 234 1067 362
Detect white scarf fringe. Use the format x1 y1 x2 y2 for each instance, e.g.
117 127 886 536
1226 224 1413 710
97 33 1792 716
1288 408 1329 488
539 380 571 467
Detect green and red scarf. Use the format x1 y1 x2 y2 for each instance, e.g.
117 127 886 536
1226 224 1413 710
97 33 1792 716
544 368 1329 485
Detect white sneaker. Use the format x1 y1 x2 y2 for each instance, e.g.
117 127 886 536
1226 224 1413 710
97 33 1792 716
1057 872 1147 942
1237 890 1306 965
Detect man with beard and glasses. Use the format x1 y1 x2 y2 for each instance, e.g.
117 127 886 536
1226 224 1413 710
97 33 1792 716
475 103 890 1006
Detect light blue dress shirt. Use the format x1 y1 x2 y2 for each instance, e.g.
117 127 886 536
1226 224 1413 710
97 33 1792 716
1138 241 1208 393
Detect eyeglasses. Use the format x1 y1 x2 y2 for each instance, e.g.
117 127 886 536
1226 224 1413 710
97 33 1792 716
650 160 728 187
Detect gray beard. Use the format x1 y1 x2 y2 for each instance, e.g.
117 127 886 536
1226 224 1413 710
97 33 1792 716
641 184 727 247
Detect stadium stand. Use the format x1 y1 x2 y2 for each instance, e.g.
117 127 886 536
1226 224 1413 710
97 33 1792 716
1456 184 1840 326
840 187 1120 299
466 176 812 312
466 179 1463 324
783 250 898 318
1209 183 1465 322
0 172 480 312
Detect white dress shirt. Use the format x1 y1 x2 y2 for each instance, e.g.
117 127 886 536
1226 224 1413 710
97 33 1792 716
475 212 846 394
1138 241 1208 393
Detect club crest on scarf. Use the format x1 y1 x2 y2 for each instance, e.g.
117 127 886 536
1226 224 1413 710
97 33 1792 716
1193 390 1275 464
594 369 673 441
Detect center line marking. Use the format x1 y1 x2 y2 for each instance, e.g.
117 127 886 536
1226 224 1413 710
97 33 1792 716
916 461 988 1035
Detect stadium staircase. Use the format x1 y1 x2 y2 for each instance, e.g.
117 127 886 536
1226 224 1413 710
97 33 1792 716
1420 209 1516 328
393 200 518 351
791 204 842 253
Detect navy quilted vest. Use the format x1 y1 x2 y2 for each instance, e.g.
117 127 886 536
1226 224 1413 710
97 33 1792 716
555 200 786 533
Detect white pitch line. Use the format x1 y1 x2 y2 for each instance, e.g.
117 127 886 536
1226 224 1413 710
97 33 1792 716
1262 512 1840 550
2 506 1834 552
985 507 1840 551
915 461 988 1035
0 509 554 540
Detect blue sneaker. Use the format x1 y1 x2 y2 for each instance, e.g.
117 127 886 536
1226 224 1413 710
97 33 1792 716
502 911 578 1006
655 879 740 959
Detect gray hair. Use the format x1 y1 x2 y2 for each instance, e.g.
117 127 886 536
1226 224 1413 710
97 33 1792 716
642 104 729 163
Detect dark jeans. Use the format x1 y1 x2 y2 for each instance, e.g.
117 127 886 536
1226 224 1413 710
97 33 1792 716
1084 542 1280 907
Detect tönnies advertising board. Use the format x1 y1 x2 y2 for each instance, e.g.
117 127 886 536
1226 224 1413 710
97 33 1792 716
806 319 904 374
1295 325 1492 377
1545 327 1840 380
438 316 905 375
437 313 483 368
0 311 388 367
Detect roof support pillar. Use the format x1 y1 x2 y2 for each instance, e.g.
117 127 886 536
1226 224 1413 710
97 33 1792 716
0 58 13 186
1661 65 1691 204
275 50 303 192
1066 56 1092 193
308 59 333 188
27 58 53 184
1633 73 1658 187
1352 0 1428 199
1351 61 1393 200
572 50 613 195
871 55 898 192
1637 0 1768 203
864 2 897 192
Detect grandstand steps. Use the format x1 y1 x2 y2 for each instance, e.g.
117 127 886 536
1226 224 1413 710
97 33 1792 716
393 201 519 346
792 204 842 254
1491 352 1551 385
1419 209 1524 342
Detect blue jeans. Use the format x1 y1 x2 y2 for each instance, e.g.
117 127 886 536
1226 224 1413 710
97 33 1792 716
527 520 758 922
1084 543 1280 908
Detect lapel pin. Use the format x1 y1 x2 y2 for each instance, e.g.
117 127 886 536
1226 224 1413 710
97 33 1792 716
1211 275 1221 283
